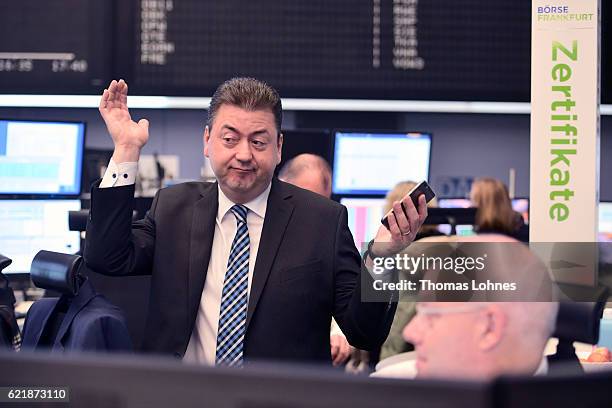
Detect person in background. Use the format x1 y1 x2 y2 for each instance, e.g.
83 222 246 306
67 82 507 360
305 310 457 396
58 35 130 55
403 301 558 379
469 177 526 240
278 154 353 366
278 153 332 199
379 180 442 361
402 235 557 379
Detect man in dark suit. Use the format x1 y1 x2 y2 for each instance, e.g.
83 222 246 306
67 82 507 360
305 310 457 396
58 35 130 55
85 78 427 366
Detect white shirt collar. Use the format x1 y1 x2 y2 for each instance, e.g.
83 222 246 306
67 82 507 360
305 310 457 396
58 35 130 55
217 182 271 221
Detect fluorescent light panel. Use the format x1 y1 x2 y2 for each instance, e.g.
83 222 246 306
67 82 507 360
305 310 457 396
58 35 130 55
0 94 611 115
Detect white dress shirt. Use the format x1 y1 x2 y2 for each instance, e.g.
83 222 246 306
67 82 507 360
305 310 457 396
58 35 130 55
184 183 269 365
100 159 138 188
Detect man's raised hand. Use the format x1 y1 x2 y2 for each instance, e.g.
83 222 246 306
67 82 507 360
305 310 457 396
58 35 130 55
99 79 149 162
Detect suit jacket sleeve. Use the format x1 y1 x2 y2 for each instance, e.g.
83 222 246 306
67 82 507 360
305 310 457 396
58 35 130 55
332 206 397 351
84 182 159 277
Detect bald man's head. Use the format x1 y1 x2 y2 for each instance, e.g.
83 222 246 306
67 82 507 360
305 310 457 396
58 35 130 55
278 154 332 198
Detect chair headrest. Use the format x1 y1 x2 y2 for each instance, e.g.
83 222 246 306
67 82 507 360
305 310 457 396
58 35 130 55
0 254 12 273
552 284 609 344
30 251 83 296
68 210 90 232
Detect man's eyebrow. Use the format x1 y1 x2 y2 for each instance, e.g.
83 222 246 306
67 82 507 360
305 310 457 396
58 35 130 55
250 129 270 137
220 125 270 137
220 124 239 133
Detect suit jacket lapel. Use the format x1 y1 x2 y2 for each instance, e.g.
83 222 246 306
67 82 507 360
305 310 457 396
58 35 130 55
188 182 219 320
246 179 294 331
29 299 59 347
55 279 97 350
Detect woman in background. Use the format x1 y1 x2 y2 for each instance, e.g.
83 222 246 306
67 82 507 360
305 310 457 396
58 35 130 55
470 177 526 240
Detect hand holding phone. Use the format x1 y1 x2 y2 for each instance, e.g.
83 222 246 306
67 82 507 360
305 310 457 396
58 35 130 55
381 180 435 230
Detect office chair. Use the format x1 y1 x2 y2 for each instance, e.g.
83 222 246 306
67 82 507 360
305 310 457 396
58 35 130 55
547 284 610 374
22 251 132 352
0 254 21 350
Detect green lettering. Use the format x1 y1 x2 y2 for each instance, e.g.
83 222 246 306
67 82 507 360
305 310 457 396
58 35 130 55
550 149 576 166
550 168 570 186
552 63 572 82
553 40 578 61
550 203 569 221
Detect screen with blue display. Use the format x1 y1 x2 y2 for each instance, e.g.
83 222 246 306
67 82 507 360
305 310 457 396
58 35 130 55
0 199 81 274
332 131 431 195
0 120 85 196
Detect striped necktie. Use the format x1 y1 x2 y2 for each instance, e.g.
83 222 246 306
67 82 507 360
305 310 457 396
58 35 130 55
215 204 250 366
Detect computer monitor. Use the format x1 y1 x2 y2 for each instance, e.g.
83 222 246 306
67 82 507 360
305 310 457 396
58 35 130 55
438 198 471 208
438 198 529 229
0 119 85 196
599 202 612 242
0 352 493 408
0 199 80 273
512 198 529 224
435 199 475 236
332 131 431 195
340 197 386 248
494 372 612 408
276 129 333 176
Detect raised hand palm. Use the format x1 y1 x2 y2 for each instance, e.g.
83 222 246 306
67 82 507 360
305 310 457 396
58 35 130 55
99 80 149 148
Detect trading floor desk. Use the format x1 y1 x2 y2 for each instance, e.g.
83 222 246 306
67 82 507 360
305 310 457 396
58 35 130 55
1 351 611 408
0 351 490 408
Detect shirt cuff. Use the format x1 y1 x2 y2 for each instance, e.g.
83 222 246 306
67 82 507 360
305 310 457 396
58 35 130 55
99 158 138 188
330 318 344 336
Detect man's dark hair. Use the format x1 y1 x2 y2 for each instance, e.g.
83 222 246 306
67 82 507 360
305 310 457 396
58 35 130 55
207 77 282 134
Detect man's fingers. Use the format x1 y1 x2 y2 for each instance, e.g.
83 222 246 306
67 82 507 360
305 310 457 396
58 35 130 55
340 343 350 359
99 89 109 111
138 118 149 131
387 206 402 241
418 194 428 223
106 80 120 108
119 79 128 106
100 79 132 113
401 196 420 237
392 200 411 236
331 342 339 358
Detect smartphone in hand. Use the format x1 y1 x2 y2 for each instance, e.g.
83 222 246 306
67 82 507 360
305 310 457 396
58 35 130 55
381 180 436 229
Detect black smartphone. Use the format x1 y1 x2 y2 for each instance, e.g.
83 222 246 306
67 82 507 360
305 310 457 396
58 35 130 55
381 180 436 229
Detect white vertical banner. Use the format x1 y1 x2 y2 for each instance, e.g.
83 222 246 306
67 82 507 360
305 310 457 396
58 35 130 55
530 1 600 285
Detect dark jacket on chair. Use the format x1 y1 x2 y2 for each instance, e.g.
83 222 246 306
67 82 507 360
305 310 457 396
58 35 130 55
22 279 133 352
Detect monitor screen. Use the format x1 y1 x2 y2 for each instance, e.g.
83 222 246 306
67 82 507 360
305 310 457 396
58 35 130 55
0 119 85 196
436 199 475 236
340 198 386 249
439 198 529 224
512 198 529 224
599 202 612 242
332 132 431 195
0 199 81 274
438 198 471 208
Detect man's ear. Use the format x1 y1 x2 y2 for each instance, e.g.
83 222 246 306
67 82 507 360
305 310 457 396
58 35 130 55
203 126 210 157
476 305 507 351
276 132 283 164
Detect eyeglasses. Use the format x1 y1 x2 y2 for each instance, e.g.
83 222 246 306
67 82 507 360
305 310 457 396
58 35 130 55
415 303 485 328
